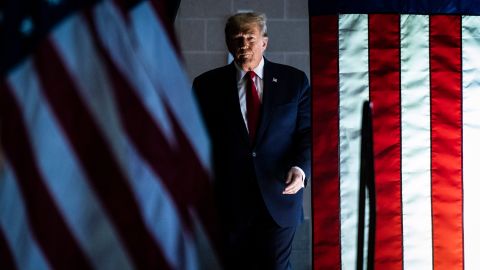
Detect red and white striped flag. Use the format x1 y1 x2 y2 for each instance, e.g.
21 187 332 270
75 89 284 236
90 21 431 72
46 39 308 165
0 0 220 269
311 1 480 269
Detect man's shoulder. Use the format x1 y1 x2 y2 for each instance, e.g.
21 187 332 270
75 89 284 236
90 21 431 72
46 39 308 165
265 60 307 80
194 64 233 84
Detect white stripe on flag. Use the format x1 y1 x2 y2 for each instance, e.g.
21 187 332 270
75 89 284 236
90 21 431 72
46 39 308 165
462 15 480 270
0 163 51 270
7 60 134 270
362 191 370 270
399 15 433 270
49 13 127 163
50 8 200 270
338 13 370 269
130 2 212 173
93 1 176 145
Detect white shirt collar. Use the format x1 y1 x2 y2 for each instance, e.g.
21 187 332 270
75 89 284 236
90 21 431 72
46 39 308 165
234 57 265 82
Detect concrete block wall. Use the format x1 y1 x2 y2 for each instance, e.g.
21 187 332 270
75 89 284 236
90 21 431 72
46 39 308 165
175 0 310 82
175 0 311 269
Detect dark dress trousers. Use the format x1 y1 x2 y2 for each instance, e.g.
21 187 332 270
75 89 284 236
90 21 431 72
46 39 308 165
193 59 311 269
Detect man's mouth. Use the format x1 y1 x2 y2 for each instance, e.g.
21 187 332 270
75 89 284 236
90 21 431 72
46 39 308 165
238 52 252 58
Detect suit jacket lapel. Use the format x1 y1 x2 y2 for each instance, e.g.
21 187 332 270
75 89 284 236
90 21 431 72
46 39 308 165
225 63 250 146
256 59 275 145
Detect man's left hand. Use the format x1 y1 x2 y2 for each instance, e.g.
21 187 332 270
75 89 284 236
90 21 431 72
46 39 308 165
282 167 304 195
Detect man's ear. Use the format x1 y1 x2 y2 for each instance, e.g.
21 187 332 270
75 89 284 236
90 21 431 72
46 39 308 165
262 37 269 50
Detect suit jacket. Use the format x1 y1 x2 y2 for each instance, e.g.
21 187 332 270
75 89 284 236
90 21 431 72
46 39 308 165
193 59 311 228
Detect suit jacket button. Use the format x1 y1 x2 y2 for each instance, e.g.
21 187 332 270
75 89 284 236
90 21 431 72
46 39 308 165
252 152 256 157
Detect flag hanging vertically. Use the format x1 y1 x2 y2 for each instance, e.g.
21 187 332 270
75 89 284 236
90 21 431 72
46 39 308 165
310 1 480 269
0 0 221 269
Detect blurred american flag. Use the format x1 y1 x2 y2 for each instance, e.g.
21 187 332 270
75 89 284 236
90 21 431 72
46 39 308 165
0 0 220 269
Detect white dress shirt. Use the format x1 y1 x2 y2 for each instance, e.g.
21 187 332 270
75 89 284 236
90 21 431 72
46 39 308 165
234 57 265 132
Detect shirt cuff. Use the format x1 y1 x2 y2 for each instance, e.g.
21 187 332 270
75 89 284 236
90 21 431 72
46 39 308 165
291 166 305 181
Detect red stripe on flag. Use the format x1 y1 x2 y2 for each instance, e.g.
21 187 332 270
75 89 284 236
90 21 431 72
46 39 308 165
148 0 182 57
84 14 220 254
0 226 17 270
429 15 464 270
83 11 193 231
110 0 132 23
368 14 403 270
311 15 341 270
0 82 92 270
32 42 171 270
165 106 222 252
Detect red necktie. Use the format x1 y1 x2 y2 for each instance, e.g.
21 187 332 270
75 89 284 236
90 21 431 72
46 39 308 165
246 71 261 142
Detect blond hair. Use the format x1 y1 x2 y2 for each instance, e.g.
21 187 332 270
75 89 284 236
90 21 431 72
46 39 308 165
225 12 268 42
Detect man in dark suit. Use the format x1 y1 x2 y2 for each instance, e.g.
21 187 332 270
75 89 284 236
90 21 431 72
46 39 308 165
193 12 311 270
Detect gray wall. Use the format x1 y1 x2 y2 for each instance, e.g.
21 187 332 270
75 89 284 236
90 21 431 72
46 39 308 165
174 1 311 269
175 0 310 82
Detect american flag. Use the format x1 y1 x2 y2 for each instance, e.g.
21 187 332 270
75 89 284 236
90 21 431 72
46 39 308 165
0 0 221 269
310 1 480 270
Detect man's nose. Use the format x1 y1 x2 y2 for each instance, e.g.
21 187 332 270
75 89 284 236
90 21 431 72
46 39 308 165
240 38 248 48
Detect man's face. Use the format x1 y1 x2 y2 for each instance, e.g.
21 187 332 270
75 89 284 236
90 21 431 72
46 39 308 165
228 23 268 71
